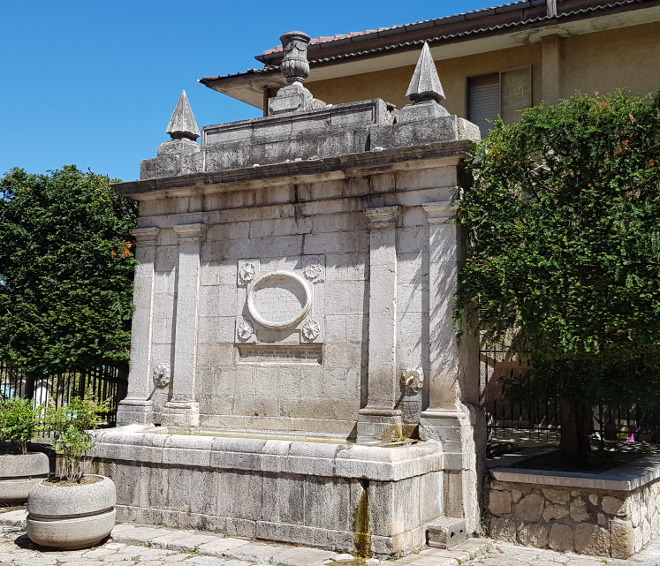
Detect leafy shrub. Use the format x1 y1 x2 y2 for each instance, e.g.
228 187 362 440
457 90 660 462
0 397 41 455
45 397 109 482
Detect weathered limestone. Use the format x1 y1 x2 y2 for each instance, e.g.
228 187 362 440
94 429 445 557
514 493 544 522
26 475 116 550
161 223 205 427
357 206 402 443
517 523 547 548
426 517 466 549
399 42 449 124
406 43 445 104
486 454 660 558
166 90 200 141
418 201 482 533
148 91 202 177
268 31 326 115
109 38 484 557
117 227 159 425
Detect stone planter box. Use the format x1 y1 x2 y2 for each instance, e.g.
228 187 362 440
485 453 660 558
27 474 116 550
0 452 50 504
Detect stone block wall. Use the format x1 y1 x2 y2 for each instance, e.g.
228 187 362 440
486 464 660 558
130 158 461 436
94 428 446 557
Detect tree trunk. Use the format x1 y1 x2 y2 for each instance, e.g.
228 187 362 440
559 401 592 466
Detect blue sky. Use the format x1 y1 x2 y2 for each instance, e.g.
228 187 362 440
0 1 496 182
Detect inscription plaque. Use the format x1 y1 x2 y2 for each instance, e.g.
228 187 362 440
238 345 322 364
247 270 311 329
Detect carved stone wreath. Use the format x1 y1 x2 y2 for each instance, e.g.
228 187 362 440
237 320 254 341
301 318 321 341
303 260 323 281
238 262 256 284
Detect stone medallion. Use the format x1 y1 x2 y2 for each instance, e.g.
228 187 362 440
247 270 311 329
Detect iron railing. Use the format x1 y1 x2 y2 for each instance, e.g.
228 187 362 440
480 348 660 443
0 361 128 427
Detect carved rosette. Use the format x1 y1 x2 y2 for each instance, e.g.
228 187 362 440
401 368 424 395
303 259 323 282
280 31 311 84
237 320 254 341
301 318 321 342
238 262 256 285
153 363 171 388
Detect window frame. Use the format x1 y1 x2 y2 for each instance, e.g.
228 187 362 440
466 65 533 136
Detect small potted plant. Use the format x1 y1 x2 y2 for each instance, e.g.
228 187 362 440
0 398 50 504
26 396 116 550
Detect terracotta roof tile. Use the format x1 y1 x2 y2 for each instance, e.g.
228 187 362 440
259 0 536 57
255 0 648 65
201 0 656 85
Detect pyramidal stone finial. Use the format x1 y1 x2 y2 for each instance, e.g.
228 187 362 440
406 43 445 104
166 90 200 141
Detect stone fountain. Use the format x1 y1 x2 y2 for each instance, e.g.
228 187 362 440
95 35 485 557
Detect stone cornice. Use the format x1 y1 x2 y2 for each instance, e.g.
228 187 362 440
113 140 471 199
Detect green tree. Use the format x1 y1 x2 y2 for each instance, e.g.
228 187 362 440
456 91 660 464
0 166 137 382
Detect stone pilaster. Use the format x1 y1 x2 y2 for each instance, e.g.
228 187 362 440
419 200 482 532
421 201 461 416
357 206 402 443
117 227 160 426
161 223 206 427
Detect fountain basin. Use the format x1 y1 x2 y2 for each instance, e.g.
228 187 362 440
93 425 447 557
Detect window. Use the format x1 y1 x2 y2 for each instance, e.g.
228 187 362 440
468 66 532 137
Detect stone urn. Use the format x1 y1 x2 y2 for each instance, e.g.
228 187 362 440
279 31 311 84
26 475 116 549
0 452 50 504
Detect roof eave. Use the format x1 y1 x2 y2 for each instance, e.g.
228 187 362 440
201 1 660 109
256 0 546 65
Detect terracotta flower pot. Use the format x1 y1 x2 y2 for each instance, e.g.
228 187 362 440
0 452 50 504
26 474 116 549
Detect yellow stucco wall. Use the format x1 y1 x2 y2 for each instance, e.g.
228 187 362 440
304 21 659 119
437 45 542 117
560 22 660 99
307 44 541 118
308 66 415 111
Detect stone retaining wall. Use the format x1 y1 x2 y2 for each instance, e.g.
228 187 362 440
486 455 660 558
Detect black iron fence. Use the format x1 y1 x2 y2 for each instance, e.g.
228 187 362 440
0 361 128 427
480 348 660 443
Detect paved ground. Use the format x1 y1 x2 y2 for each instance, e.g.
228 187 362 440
1 510 659 566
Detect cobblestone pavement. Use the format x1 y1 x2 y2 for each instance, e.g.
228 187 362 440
1 511 659 566
0 525 257 566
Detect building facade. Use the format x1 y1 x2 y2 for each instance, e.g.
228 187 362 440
202 0 660 136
